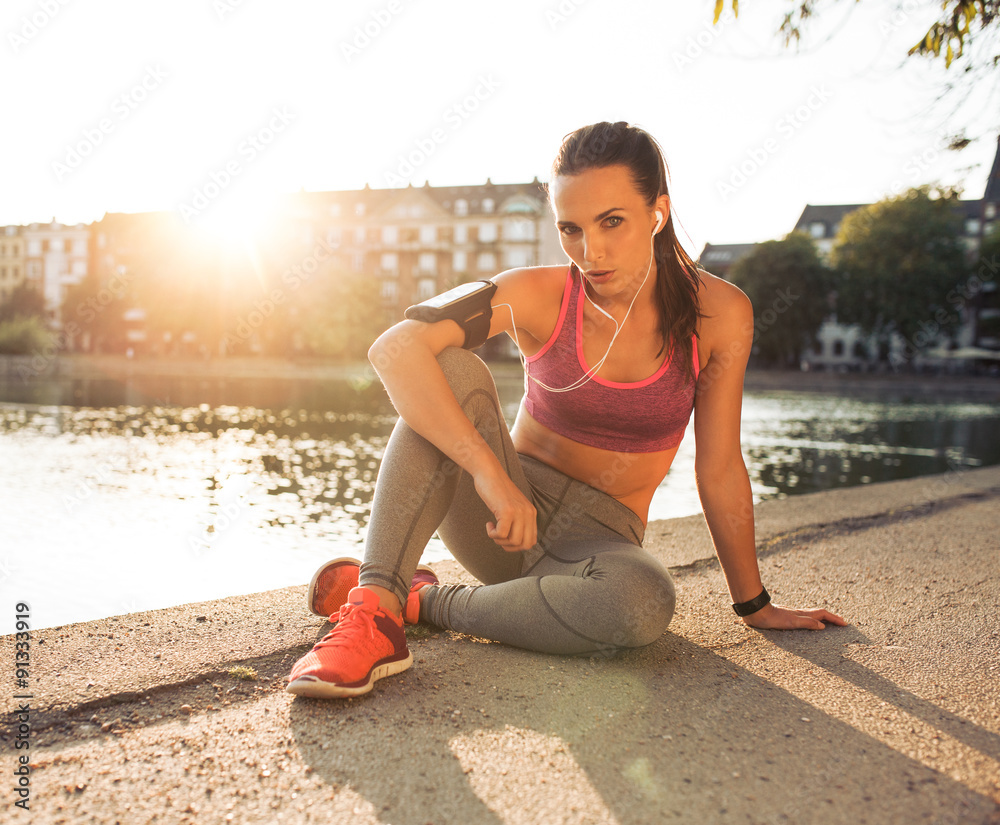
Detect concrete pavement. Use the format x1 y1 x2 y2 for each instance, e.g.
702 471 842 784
4 465 1000 824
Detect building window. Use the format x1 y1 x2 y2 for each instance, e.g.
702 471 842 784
72 260 87 276
419 225 436 244
355 203 366 217
50 237 64 252
832 340 844 356
354 227 367 244
27 240 41 256
504 219 535 241
417 277 436 299
12 266 18 279
380 253 398 274
381 280 398 302
479 223 497 243
453 251 467 272
382 226 399 245
352 252 365 272
809 221 825 239
330 203 341 218
505 248 532 269
418 252 436 274
73 240 87 256
966 218 981 236
326 227 342 246
455 199 468 217
454 224 468 244
986 203 997 220
1 267 6 279
482 198 495 214
477 252 497 272
0 245 5 256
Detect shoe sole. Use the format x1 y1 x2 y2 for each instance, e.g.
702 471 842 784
306 559 438 619
285 650 413 698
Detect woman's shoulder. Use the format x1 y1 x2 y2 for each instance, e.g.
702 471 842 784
491 265 572 343
694 268 753 342
494 264 570 292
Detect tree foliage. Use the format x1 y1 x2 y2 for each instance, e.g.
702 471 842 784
0 283 45 324
728 231 833 367
715 0 1000 69
829 186 969 351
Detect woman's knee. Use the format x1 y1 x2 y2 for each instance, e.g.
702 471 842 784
436 347 493 395
598 554 676 649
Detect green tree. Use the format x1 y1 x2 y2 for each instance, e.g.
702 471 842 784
0 283 45 323
729 232 833 368
0 316 51 355
829 186 969 359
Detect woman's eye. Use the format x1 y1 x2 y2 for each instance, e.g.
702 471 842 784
559 226 579 236
606 216 623 228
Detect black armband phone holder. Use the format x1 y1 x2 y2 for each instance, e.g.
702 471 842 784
403 279 497 350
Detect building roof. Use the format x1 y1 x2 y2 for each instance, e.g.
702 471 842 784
791 204 868 240
697 242 758 278
983 135 1000 205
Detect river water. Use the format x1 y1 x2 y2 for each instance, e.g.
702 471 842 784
1 369 997 633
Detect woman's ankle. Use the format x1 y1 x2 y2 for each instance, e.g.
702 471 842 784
361 584 402 617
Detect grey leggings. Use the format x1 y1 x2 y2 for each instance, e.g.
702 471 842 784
358 347 676 656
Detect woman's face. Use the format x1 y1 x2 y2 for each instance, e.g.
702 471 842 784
550 164 666 301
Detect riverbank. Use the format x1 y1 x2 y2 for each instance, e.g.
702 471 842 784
3 466 999 824
2 352 1000 399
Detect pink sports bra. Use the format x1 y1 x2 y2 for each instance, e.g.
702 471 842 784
522 267 699 453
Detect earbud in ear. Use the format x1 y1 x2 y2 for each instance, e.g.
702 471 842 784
653 211 663 233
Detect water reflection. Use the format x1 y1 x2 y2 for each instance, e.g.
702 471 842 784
1 374 997 632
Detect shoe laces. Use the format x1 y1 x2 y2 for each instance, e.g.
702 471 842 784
315 600 377 649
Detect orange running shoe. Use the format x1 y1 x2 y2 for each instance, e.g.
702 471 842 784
307 558 438 622
286 587 412 699
403 567 439 625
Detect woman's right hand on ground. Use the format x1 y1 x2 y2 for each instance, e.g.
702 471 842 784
474 469 538 552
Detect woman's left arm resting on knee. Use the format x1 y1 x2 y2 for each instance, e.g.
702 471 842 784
693 283 847 631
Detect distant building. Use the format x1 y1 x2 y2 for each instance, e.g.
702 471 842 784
697 242 758 281
285 178 560 318
281 178 561 357
22 221 89 330
0 225 27 303
700 136 1000 371
76 179 562 356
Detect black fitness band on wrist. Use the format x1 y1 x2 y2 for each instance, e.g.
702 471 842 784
732 586 770 616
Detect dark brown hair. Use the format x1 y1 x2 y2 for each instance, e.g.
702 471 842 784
548 121 704 380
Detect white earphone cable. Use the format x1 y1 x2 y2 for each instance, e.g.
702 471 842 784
496 218 660 393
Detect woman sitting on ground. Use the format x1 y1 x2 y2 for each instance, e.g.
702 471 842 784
286 120 847 699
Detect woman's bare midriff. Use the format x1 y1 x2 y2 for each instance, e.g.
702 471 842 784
511 404 679 526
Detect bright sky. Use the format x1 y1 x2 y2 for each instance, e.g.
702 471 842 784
2 0 995 256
